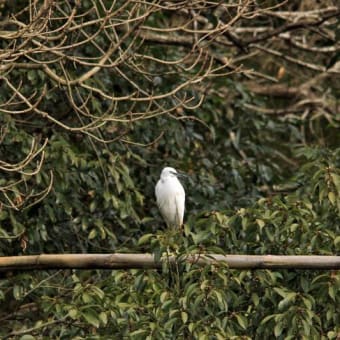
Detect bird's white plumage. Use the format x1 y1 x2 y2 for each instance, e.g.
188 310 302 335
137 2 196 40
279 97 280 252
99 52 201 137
155 167 185 228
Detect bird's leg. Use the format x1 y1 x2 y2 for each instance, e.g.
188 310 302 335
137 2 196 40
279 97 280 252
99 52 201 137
179 223 184 235
163 226 181 255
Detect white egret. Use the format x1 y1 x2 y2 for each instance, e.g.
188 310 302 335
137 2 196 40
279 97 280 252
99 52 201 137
155 167 185 229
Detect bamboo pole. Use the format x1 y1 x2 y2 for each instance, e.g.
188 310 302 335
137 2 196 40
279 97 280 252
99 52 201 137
0 254 340 271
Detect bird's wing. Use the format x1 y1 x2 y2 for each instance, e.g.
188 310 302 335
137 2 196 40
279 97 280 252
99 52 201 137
155 178 185 228
155 180 170 223
155 180 164 209
174 191 185 227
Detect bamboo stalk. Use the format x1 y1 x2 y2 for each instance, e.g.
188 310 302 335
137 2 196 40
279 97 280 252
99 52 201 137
0 254 340 271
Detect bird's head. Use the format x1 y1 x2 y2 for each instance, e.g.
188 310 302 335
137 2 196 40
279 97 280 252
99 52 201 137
160 167 186 180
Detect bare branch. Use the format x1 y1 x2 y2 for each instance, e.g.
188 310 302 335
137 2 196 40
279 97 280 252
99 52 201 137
0 0 338 210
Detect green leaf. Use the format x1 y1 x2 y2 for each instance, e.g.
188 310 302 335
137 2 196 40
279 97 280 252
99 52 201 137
260 314 276 325
13 285 23 300
181 311 188 324
302 319 311 336
302 296 313 310
82 310 100 328
188 322 195 333
130 329 147 338
334 236 340 247
328 191 336 205
88 228 97 240
89 201 97 213
330 173 340 193
216 333 226 340
235 314 247 330
138 233 154 245
300 276 309 293
103 190 111 202
0 210 8 221
213 290 227 310
198 334 208 340
82 292 92 303
192 230 211 244
273 287 288 298
68 308 78 319
161 300 172 311
160 291 168 303
111 195 119 209
274 321 283 337
91 286 105 300
27 70 36 82
20 336 36 340
256 219 265 229
278 293 296 311
185 283 198 299
251 293 259 306
328 285 336 301
99 312 108 326
327 331 337 339
81 216 89 230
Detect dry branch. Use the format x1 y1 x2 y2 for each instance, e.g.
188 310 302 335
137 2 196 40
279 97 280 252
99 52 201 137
0 254 339 272
1 1 339 210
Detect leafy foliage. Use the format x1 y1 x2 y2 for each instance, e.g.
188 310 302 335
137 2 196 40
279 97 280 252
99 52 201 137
0 1 339 339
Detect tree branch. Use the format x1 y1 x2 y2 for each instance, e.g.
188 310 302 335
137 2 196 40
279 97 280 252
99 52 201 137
0 253 339 271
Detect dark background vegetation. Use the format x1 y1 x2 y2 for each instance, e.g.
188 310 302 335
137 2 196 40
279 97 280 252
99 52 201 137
0 0 339 338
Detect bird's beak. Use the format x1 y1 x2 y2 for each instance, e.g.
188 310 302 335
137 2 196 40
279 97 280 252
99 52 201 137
176 171 188 179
